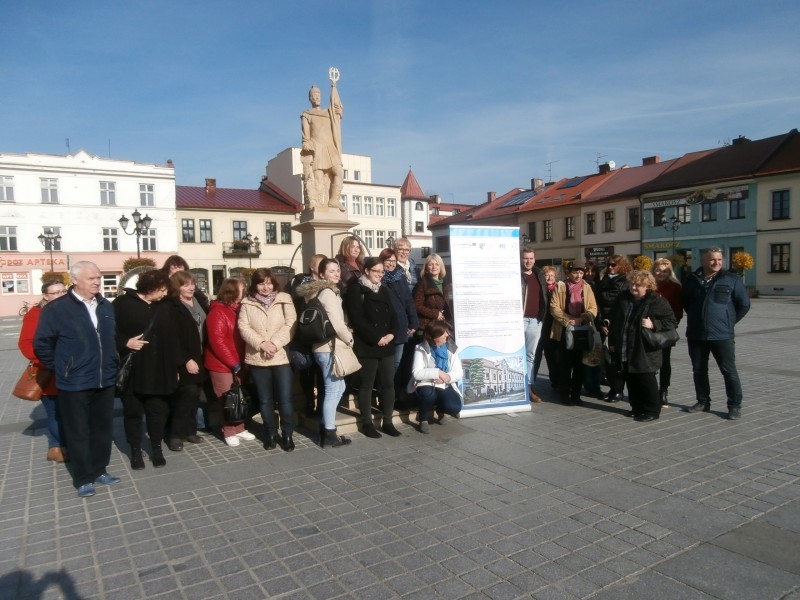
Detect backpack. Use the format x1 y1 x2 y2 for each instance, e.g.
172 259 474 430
295 296 334 345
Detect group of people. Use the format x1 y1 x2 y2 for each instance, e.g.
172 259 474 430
523 246 750 423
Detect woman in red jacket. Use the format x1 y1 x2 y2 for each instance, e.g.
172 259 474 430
18 280 68 462
652 258 683 407
203 278 255 447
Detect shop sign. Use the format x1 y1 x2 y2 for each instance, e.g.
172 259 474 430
644 241 682 250
585 246 614 258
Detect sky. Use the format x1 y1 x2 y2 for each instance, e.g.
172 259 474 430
3 1 800 204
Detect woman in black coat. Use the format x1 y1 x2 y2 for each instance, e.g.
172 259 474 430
609 270 677 422
114 270 181 469
596 255 632 402
164 270 208 452
345 257 400 439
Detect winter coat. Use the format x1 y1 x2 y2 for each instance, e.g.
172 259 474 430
521 265 548 321
682 269 750 341
410 339 464 397
34 290 119 392
609 290 677 373
549 281 598 342
336 256 363 290
383 276 419 344
238 293 296 367
164 297 207 386
203 301 245 373
345 281 398 359
295 279 354 353
595 273 628 324
656 279 683 322
19 305 60 396
414 275 453 331
114 291 181 396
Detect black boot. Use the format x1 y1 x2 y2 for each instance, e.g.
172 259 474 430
381 422 401 437
151 445 166 468
264 434 278 450
281 433 295 452
130 448 145 470
322 428 351 448
167 437 183 452
362 423 382 438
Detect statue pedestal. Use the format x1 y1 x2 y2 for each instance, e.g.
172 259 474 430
293 208 358 267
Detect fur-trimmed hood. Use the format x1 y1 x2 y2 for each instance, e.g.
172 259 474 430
295 279 339 301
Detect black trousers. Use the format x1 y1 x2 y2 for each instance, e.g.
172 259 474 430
122 388 170 449
58 387 115 488
170 383 201 438
356 355 396 425
557 340 584 401
625 370 660 418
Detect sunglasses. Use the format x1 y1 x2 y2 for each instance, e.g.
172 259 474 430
608 263 617 267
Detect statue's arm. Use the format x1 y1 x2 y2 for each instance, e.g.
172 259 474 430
301 113 313 152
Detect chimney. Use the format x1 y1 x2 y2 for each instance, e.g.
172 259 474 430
429 194 441 205
642 156 660 166
487 191 496 203
166 159 174 167
599 163 612 174
732 135 751 145
205 178 216 192
531 178 544 190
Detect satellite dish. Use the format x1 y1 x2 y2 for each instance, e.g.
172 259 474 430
608 161 616 169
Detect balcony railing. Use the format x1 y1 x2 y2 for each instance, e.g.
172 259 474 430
222 241 261 259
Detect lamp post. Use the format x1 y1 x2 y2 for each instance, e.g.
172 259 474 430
38 229 62 269
118 210 153 259
663 214 681 259
245 233 260 268
386 234 395 249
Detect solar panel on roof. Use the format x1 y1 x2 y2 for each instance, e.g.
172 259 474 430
499 189 536 208
559 176 587 189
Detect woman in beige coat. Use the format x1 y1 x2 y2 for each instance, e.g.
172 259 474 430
238 269 297 451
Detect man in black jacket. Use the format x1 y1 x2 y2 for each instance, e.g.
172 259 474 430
34 261 121 498
521 247 548 402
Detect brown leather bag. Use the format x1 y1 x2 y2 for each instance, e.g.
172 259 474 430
13 362 52 401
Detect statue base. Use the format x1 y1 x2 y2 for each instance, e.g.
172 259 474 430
293 208 359 269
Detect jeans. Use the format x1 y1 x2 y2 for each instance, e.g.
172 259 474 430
415 385 462 423
523 317 543 384
688 339 743 408
250 364 294 436
41 394 63 448
315 352 346 430
58 387 115 488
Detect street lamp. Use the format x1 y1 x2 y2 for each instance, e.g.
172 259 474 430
245 233 260 268
386 234 395 249
38 229 62 268
118 210 153 259
663 214 681 259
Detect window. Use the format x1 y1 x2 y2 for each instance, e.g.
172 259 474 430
42 227 61 251
264 222 277 244
100 181 116 206
139 183 154 207
343 169 349 180
772 190 790 220
415 221 424 233
388 230 398 243
1 272 29 294
1 176 14 202
102 274 117 298
364 230 374 249
436 237 450 253
701 202 717 222
364 196 373 216
376 197 384 216
676 205 691 223
603 211 615 233
415 202 424 211
377 231 385 248
387 197 396 217
771 243 790 272
544 220 553 241
353 229 362 242
141 229 157 251
652 207 666 226
528 221 536 242
351 195 361 215
0 226 18 251
628 207 640 230
281 222 292 245
200 219 213 243
182 219 195 243
103 227 118 251
232 221 248 241
565 216 575 239
585 213 596 235
41 178 58 204
729 197 745 219
354 170 361 181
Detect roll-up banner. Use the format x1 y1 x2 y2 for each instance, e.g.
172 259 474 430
450 226 531 417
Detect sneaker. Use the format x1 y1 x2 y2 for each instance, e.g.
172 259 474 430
95 473 121 485
419 421 430 434
225 436 241 447
77 483 96 498
236 431 256 441
728 407 742 420
436 411 447 424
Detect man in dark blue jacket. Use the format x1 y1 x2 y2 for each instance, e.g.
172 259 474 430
35 261 120 497
682 247 750 420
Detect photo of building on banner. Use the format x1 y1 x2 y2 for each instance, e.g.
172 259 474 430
450 226 531 417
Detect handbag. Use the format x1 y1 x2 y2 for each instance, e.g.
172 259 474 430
581 322 604 367
13 362 52 401
221 379 250 423
565 324 594 352
115 306 160 396
331 339 361 378
641 326 680 351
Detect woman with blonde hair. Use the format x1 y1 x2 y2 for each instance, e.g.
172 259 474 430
652 258 683 406
335 235 365 289
414 253 452 332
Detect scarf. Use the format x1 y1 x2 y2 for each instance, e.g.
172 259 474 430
431 343 449 372
358 274 381 293
566 280 584 318
398 260 413 284
251 292 277 309
547 282 557 293
382 267 405 284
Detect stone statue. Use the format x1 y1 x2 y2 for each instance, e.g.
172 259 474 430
301 67 345 211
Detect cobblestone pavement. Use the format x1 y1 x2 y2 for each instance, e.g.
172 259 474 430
0 298 799 599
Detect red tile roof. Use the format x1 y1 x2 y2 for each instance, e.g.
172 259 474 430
176 180 301 213
400 170 427 199
580 158 680 203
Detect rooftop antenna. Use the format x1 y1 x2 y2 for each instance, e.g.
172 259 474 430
545 160 560 183
65 138 70 153
108 139 112 158
593 153 607 167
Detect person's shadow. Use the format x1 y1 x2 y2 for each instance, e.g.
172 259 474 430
0 568 83 599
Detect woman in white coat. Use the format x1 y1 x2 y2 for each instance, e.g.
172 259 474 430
411 320 463 433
